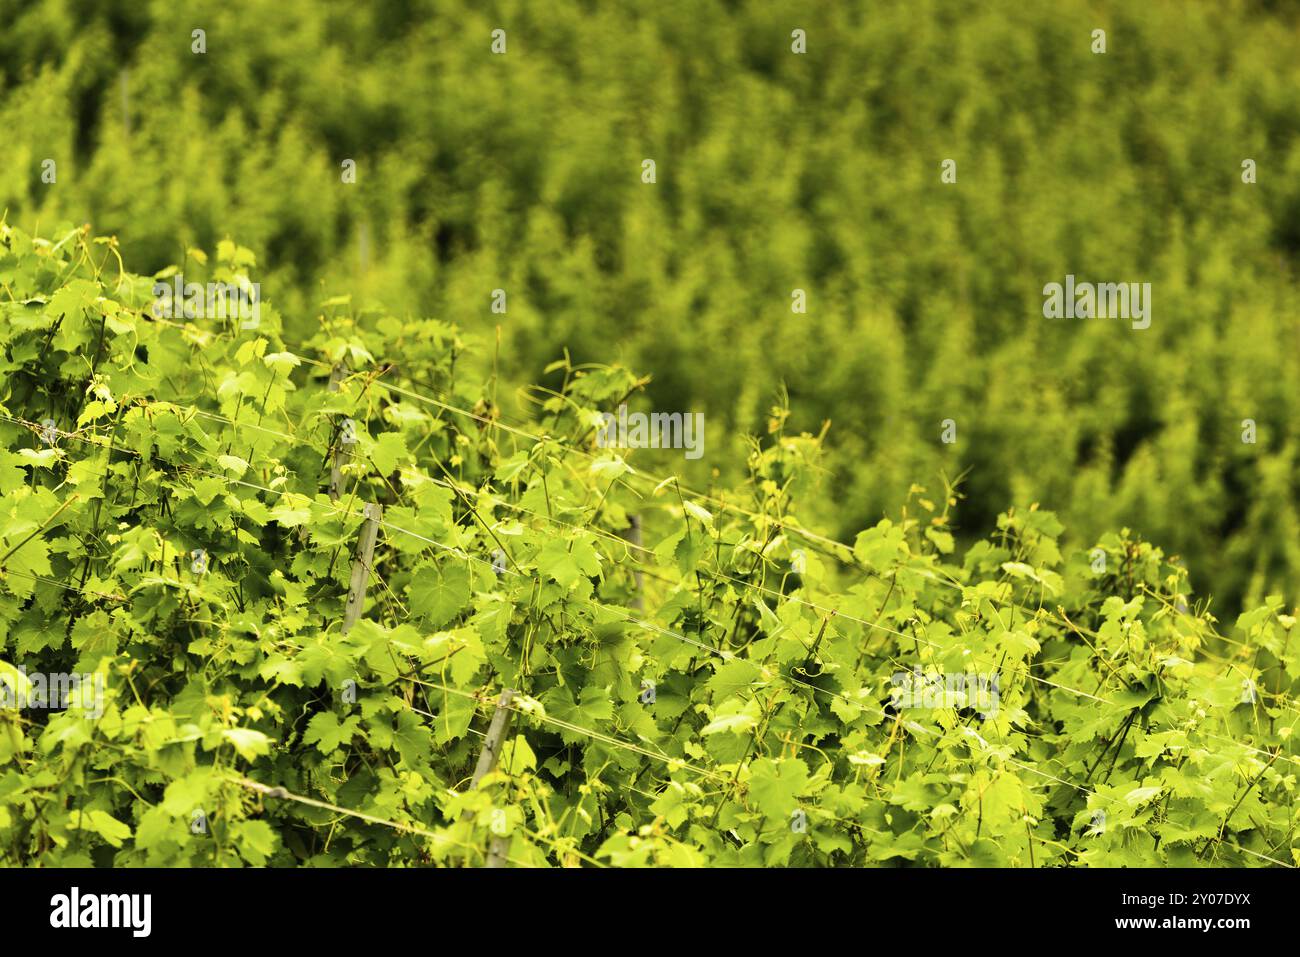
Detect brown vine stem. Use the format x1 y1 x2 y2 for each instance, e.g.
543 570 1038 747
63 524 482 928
1199 746 1281 862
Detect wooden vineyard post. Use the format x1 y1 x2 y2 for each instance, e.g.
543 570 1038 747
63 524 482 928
484 827 511 868
459 688 517 867
342 503 382 635
328 362 350 502
468 688 515 789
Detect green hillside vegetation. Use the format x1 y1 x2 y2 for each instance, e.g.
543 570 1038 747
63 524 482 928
3 0 1300 614
2 0 1300 868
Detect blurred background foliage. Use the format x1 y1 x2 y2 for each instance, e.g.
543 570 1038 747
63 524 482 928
1 0 1299 615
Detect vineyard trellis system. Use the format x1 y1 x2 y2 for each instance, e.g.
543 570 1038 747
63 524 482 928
0 223 1296 867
